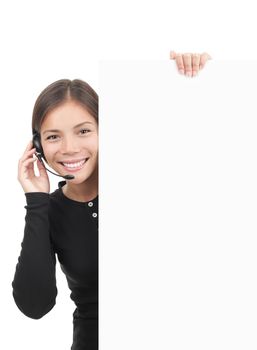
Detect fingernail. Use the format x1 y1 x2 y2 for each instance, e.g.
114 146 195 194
192 71 198 77
186 72 192 77
179 69 184 75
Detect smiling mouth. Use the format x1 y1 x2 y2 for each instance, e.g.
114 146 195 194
59 158 89 171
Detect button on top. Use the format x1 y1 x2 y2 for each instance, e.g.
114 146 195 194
92 213 97 218
88 202 93 207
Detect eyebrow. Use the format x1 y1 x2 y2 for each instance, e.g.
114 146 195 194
42 121 94 135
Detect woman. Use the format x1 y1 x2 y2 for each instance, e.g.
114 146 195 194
12 52 211 350
12 79 98 349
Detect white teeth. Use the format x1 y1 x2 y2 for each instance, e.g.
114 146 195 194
62 159 86 168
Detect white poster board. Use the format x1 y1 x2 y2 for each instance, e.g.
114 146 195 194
99 61 257 349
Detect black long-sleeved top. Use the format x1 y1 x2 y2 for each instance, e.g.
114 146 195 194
12 181 98 350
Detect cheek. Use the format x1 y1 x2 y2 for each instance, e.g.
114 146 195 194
41 142 58 161
85 138 98 154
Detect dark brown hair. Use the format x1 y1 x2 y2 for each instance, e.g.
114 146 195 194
32 79 98 133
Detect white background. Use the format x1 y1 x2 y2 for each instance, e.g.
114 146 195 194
99 61 257 349
0 0 257 349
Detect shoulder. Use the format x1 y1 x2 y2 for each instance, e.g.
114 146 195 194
49 188 63 209
49 181 66 203
48 184 67 227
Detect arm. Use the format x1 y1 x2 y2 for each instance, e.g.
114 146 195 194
12 192 57 319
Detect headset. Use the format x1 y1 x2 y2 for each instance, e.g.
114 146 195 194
32 130 74 180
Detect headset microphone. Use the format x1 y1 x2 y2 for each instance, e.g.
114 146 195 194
35 153 75 180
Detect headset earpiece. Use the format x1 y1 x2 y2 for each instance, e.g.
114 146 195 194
32 130 45 161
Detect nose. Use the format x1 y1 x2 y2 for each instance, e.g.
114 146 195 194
59 136 80 154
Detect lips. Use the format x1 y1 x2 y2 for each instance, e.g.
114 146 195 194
58 158 89 172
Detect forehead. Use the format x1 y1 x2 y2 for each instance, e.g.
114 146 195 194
41 100 97 130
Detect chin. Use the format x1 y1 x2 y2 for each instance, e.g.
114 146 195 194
66 177 85 185
64 171 95 185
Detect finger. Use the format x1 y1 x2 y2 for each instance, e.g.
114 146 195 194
192 54 201 77
36 159 48 177
200 52 212 70
20 141 35 162
170 51 176 60
19 148 36 163
175 53 185 74
19 156 37 169
183 53 192 77
19 157 37 180
26 158 38 179
24 140 34 153
21 146 36 159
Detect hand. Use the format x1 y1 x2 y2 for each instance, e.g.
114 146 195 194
18 141 50 194
170 51 212 77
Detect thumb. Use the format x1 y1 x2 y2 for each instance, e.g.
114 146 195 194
170 51 176 60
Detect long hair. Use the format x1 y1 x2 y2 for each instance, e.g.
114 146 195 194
32 79 98 133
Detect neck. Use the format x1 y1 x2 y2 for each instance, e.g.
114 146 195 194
63 169 98 202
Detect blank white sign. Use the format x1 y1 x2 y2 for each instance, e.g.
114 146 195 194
99 61 257 349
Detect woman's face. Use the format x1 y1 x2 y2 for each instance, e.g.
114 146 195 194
40 100 98 185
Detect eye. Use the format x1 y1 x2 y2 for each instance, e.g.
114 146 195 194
80 129 91 135
46 135 59 141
